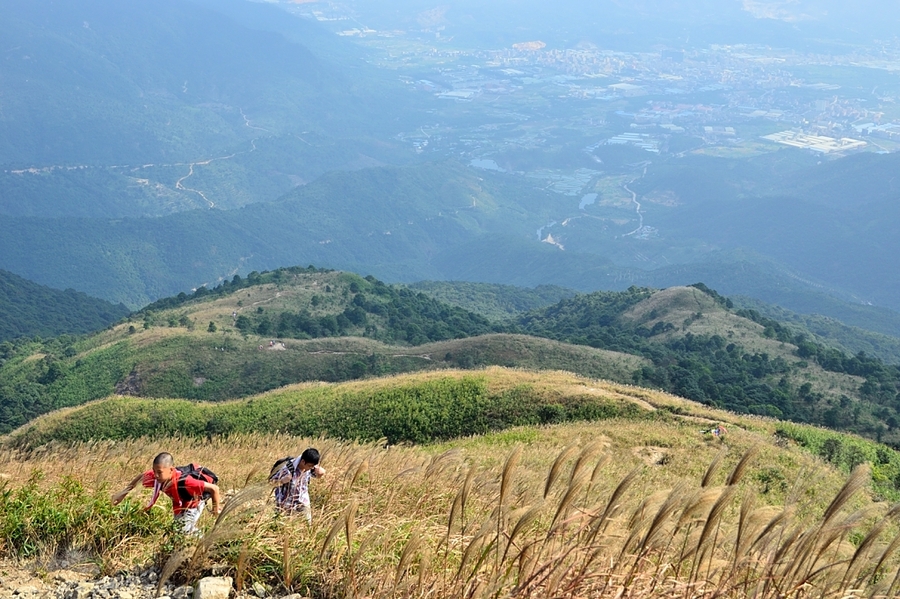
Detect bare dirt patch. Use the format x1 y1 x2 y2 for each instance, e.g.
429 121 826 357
632 445 670 466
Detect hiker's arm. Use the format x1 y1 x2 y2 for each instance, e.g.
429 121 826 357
111 472 144 505
268 467 292 485
204 482 222 515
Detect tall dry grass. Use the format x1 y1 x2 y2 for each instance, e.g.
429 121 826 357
1 427 898 598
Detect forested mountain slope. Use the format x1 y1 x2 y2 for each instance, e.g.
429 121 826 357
0 0 401 166
510 284 900 444
3 267 899 448
0 0 418 222
0 267 641 433
0 269 128 341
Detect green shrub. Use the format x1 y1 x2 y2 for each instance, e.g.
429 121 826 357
776 422 900 501
11 376 646 449
0 471 170 560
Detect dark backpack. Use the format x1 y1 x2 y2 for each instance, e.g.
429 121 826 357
175 464 218 503
269 456 295 503
270 456 295 477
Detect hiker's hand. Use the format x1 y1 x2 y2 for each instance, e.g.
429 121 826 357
213 504 222 516
111 473 144 505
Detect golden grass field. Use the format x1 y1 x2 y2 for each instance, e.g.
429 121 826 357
2 368 898 599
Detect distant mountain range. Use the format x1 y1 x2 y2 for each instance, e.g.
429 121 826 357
2 0 900 345
0 0 410 166
0 0 419 220
2 155 900 339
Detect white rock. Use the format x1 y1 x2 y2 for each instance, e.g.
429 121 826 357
193 577 232 599
13 587 38 596
251 583 267 599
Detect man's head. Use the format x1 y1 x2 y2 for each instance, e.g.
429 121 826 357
298 447 320 471
152 452 176 484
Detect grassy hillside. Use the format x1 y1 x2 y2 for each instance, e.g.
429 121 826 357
513 284 900 445
409 279 900 364
0 268 642 434
0 269 129 342
9 366 900 500
3 267 900 446
2 368 900 598
3 368 652 448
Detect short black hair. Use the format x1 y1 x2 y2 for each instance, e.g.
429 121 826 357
300 447 320 466
153 452 175 467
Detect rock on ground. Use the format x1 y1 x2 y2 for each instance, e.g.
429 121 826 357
193 577 232 599
0 563 303 599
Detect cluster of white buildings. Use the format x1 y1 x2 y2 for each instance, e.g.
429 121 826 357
761 131 867 154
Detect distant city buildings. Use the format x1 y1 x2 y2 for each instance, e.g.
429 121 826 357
854 122 900 140
605 133 661 153
762 131 867 154
327 13 900 160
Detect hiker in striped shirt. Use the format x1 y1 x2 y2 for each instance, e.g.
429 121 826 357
268 447 326 522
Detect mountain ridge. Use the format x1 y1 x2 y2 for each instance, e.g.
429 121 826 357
3 267 899 448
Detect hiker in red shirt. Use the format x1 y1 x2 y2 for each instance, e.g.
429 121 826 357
112 452 222 533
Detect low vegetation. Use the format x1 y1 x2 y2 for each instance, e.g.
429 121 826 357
2 398 900 598
3 369 653 450
9 367 900 505
5 269 900 448
0 327 642 436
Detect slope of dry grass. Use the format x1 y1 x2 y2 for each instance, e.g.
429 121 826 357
622 286 864 402
2 388 899 598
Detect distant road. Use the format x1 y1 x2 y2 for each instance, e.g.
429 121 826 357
7 110 266 210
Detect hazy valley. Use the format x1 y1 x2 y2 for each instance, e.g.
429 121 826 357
3 1 900 597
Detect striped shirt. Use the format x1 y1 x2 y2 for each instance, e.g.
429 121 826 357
269 457 315 514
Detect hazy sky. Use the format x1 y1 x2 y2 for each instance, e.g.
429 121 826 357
310 0 900 48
